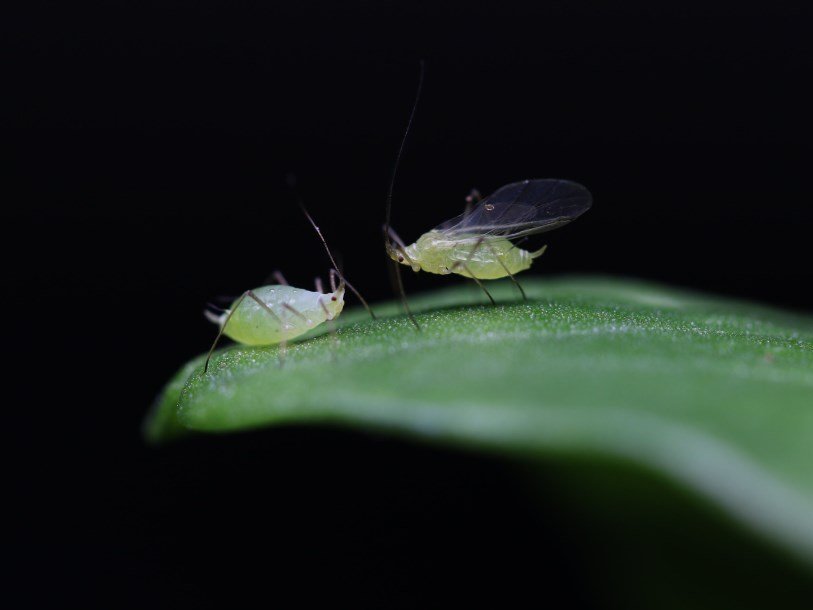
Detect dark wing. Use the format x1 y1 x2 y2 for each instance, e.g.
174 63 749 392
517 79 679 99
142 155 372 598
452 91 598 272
436 179 592 239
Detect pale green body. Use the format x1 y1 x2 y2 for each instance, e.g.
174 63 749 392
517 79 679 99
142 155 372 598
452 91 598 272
209 285 345 346
402 231 541 279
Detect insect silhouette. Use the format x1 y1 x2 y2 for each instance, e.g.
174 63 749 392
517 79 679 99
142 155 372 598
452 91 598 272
383 64 593 327
203 201 374 373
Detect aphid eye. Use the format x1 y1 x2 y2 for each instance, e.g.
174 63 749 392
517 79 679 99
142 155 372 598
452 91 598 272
331 296 337 301
398 256 404 262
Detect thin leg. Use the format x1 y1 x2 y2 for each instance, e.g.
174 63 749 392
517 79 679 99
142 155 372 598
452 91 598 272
204 290 288 373
204 291 249 373
329 268 338 292
449 235 496 305
383 226 419 330
506 236 530 253
245 291 289 368
450 260 496 305
261 270 288 286
481 241 527 300
384 241 418 330
394 251 420 328
505 236 545 299
315 277 325 294
282 302 307 322
245 291 286 325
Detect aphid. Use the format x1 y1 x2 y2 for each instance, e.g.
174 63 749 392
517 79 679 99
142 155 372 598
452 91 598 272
387 179 593 292
383 64 592 325
203 203 373 373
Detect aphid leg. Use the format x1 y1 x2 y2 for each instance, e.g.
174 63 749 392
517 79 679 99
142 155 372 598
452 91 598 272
204 290 287 373
315 276 325 294
245 291 285 323
383 227 420 330
394 252 420 329
232 291 291 368
318 297 339 360
244 290 291 368
450 260 496 305
506 236 531 253
282 302 308 323
281 304 307 361
204 291 249 373
280 303 308 363
260 270 288 285
481 241 527 301
383 237 420 330
450 235 496 305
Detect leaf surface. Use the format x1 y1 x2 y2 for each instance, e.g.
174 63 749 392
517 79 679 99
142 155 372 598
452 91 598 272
146 276 813 565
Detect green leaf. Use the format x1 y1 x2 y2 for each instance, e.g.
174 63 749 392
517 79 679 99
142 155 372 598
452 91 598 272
146 276 813 570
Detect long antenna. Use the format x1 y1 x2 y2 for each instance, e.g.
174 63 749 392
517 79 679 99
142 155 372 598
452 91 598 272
385 60 425 231
289 176 376 319
384 62 425 330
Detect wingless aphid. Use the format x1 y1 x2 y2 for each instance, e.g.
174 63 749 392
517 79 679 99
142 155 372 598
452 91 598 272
203 201 374 373
383 64 593 326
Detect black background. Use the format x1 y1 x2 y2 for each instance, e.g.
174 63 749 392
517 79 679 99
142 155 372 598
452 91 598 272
5 1 813 607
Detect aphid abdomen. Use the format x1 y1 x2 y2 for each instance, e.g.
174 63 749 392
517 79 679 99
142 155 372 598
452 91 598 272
222 285 334 346
448 238 532 279
414 232 533 279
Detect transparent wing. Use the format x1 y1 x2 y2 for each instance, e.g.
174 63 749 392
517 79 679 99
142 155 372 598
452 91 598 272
436 179 592 239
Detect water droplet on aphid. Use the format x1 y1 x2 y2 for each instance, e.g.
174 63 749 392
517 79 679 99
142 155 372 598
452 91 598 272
484 203 495 211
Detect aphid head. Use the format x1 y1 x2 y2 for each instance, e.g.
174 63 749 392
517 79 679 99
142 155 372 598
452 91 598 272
386 239 419 272
385 239 403 264
324 283 345 320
